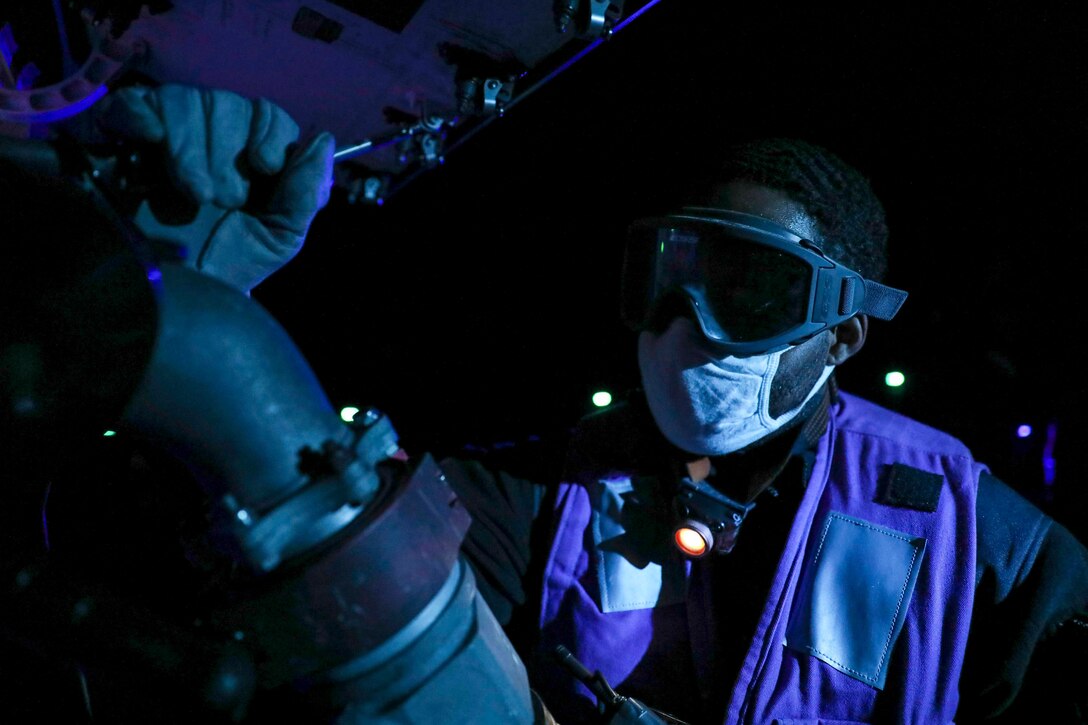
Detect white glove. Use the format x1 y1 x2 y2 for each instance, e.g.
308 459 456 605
94 83 335 293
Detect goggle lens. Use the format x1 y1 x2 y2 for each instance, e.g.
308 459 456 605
628 223 813 345
696 236 811 342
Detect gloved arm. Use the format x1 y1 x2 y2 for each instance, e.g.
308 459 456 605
93 83 335 293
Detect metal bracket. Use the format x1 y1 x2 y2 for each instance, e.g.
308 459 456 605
397 128 444 168
227 408 401 572
481 77 515 116
441 42 524 117
346 173 391 205
554 0 625 39
455 75 515 117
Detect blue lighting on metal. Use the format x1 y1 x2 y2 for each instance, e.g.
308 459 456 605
507 0 664 115
1042 421 1057 486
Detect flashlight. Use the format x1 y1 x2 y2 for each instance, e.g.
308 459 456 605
673 522 712 558
672 477 755 557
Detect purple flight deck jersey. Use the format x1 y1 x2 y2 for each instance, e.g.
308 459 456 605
532 392 983 724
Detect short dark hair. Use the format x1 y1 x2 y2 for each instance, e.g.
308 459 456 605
689 137 889 282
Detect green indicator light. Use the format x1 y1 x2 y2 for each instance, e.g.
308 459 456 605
103 430 116 437
884 371 905 388
592 391 613 408
340 406 360 423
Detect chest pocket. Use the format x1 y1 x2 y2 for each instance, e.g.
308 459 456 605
592 476 689 613
785 511 926 689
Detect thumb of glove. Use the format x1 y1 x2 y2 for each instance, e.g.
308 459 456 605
257 130 335 238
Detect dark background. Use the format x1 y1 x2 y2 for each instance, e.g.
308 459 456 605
249 3 1088 539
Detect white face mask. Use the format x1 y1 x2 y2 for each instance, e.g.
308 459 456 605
638 318 834 456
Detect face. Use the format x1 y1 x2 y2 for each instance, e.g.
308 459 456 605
705 180 838 418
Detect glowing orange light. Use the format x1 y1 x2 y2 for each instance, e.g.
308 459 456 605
674 527 708 557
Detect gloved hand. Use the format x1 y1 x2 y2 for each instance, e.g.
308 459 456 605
94 83 335 293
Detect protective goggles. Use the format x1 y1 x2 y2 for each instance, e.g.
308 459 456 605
621 208 909 355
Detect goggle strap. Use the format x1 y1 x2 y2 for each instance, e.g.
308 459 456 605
860 280 909 320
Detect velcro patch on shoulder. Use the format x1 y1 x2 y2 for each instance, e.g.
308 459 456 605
876 463 943 512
